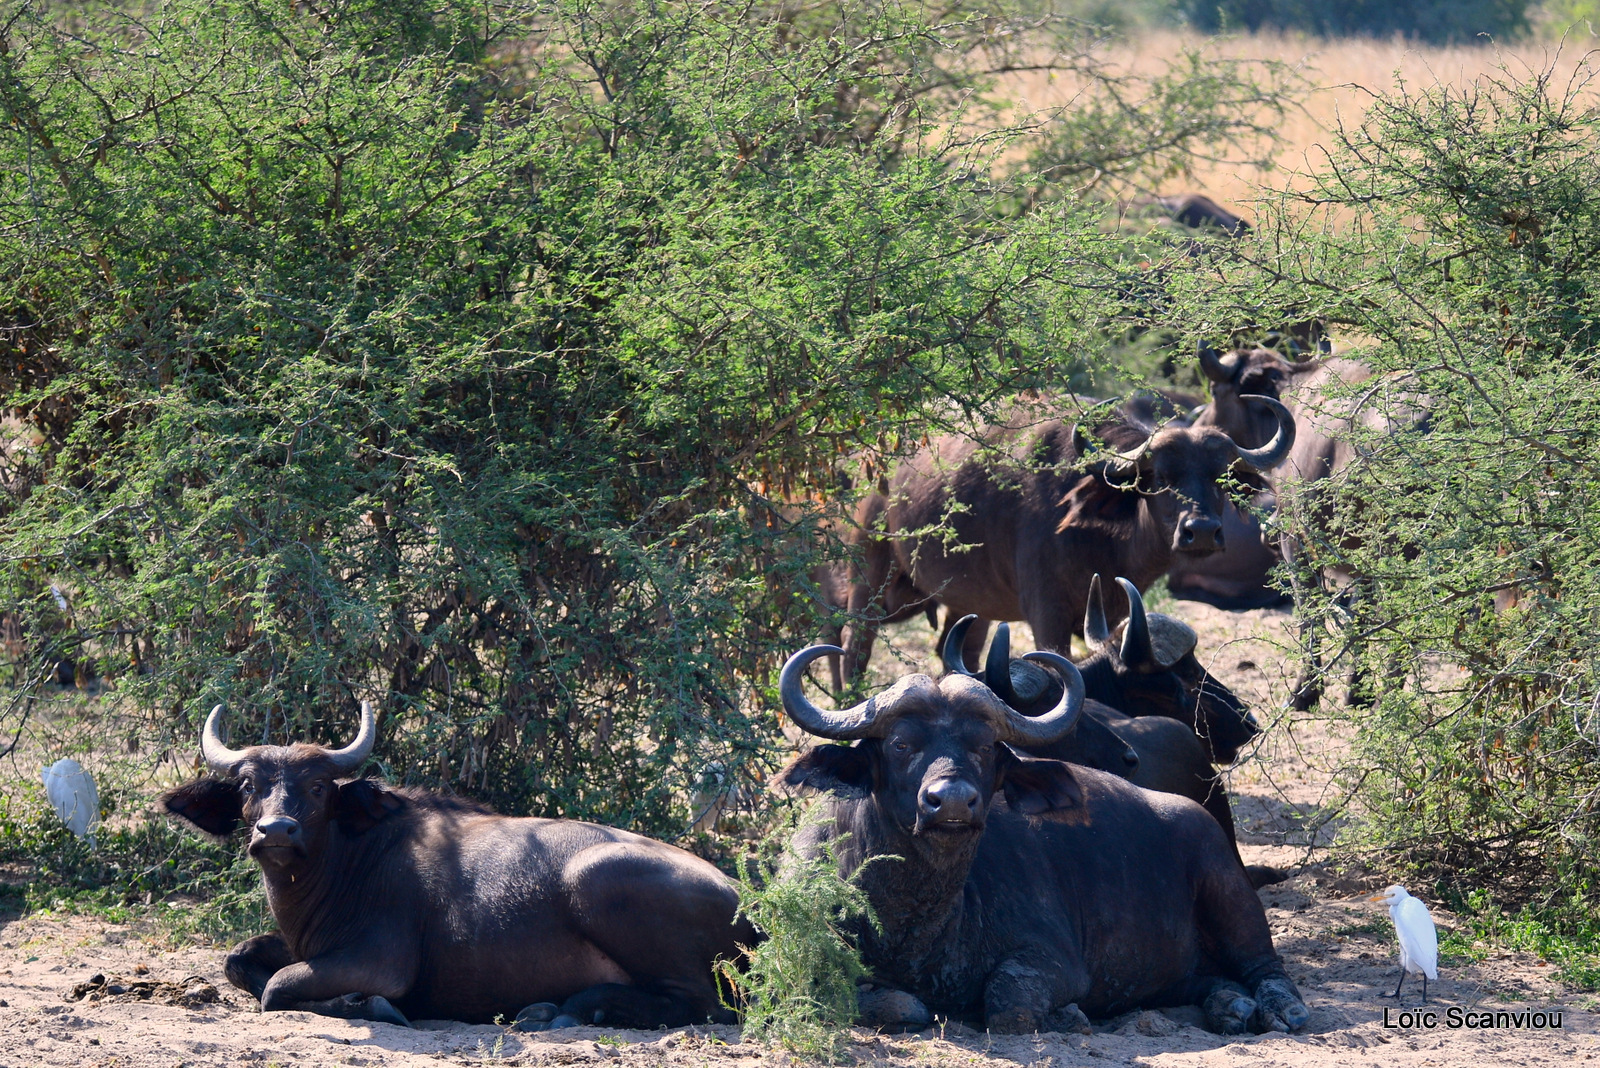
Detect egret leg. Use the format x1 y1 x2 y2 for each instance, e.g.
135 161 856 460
1381 969 1406 999
1420 974 1428 1004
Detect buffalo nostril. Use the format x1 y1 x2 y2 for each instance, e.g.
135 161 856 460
256 816 300 837
921 780 979 816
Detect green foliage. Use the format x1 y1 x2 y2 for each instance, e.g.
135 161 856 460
1194 57 1600 913
0 0 1296 859
721 819 880 1062
1180 0 1536 41
1439 889 1600 989
1539 0 1600 33
1 789 266 943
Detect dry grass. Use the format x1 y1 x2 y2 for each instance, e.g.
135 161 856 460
1003 27 1600 215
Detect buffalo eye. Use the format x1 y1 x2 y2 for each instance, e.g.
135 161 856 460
979 743 993 754
309 781 326 799
239 778 255 795
892 741 909 753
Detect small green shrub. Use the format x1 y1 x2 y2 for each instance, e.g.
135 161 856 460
1439 888 1600 989
721 820 881 1063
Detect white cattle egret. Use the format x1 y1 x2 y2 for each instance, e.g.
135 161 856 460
41 757 99 847
1370 884 1437 1002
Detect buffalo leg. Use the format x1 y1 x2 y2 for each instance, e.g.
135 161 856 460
564 841 754 1026
225 932 296 1001
551 982 692 1029
982 950 1084 1035
290 993 410 1027
1197 978 1257 1034
856 986 932 1032
1192 846 1309 1034
1285 547 1325 713
259 947 417 1025
839 520 896 685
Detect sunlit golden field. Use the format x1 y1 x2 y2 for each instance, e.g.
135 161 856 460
1006 27 1600 216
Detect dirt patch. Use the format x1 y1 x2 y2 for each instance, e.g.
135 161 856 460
3 600 1598 1066
0 908 1594 1068
67 968 220 1008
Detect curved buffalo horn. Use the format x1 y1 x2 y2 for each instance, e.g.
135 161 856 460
983 623 1019 706
781 645 886 740
1198 343 1242 384
1116 577 1154 670
1083 574 1112 652
942 615 982 677
325 700 377 773
201 704 248 773
1005 651 1085 746
1231 394 1296 472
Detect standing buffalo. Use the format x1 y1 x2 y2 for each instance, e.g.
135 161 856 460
160 704 753 1028
839 393 1296 679
1166 343 1325 609
1274 357 1431 709
776 644 1309 1034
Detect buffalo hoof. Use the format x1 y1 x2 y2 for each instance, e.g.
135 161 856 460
1043 1003 1092 1035
1252 978 1310 1033
548 1013 583 1029
1201 984 1257 1035
1245 865 1290 889
514 1002 560 1032
856 987 931 1032
361 995 411 1028
297 993 411 1028
984 1007 1045 1035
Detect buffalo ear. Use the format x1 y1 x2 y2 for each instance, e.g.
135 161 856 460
160 779 244 839
1056 477 1138 536
772 742 873 799
997 749 1084 815
334 778 406 834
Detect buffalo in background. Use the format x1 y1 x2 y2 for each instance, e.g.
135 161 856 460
1275 357 1432 710
837 388 1296 680
1166 343 1325 609
161 704 753 1028
775 643 1310 1034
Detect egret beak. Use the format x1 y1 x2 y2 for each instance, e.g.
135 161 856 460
1367 893 1388 902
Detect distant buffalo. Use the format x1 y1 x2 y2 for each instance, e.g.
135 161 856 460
162 704 752 1028
1275 357 1431 709
776 645 1310 1034
1167 343 1324 609
1145 193 1251 238
840 391 1295 679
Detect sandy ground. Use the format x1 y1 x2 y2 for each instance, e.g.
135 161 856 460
3 603 1598 1067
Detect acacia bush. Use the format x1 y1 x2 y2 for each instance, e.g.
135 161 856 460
1196 60 1600 912
0 0 1296 849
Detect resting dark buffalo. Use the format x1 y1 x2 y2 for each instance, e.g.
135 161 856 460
941 578 1287 888
840 393 1295 679
160 705 753 1028
775 645 1309 1034
1148 193 1251 238
951 575 1256 763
